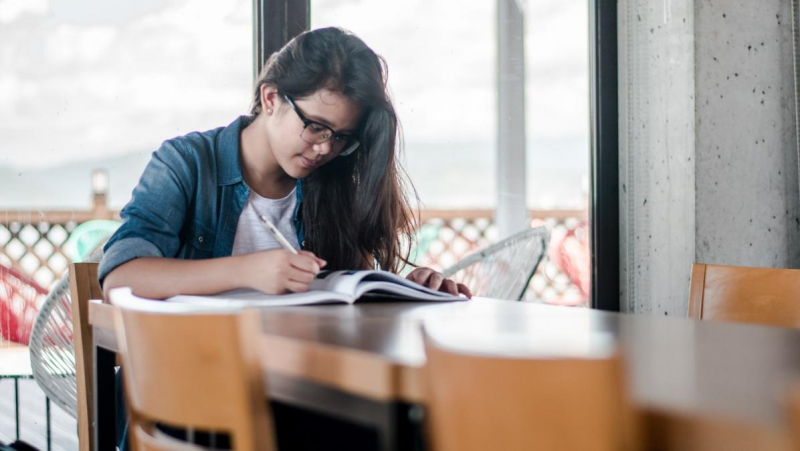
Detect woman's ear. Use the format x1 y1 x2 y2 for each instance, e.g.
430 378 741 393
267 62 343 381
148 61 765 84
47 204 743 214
260 84 280 115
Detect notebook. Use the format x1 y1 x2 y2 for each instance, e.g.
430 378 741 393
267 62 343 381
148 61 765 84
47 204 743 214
166 269 466 307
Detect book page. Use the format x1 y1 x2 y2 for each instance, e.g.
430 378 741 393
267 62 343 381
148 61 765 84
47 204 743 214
354 281 461 301
166 270 463 307
312 270 462 301
308 270 375 295
355 271 457 297
167 288 352 307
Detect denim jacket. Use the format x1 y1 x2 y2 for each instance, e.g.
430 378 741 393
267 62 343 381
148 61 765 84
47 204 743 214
98 116 305 286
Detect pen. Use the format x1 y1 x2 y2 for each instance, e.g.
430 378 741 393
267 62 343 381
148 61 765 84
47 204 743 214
258 215 299 255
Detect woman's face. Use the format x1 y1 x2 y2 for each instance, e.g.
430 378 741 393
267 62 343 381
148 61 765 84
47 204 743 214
263 87 363 179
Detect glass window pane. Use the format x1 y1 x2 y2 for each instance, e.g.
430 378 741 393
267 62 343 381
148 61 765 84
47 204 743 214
0 0 252 365
313 0 496 209
1 0 252 211
312 0 590 305
526 1 590 306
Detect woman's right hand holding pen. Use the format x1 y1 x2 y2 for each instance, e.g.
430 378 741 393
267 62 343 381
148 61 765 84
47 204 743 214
240 249 326 295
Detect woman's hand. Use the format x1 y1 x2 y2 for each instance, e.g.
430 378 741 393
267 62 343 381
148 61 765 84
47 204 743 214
241 249 326 294
406 267 472 298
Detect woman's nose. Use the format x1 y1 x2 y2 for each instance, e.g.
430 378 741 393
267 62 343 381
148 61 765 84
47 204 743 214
314 140 332 155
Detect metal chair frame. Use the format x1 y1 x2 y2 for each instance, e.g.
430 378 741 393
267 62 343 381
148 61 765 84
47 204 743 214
29 250 104 421
442 226 550 301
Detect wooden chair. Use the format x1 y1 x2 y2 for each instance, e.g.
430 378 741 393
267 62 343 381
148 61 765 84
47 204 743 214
109 288 276 451
688 263 800 328
422 328 640 451
69 262 104 451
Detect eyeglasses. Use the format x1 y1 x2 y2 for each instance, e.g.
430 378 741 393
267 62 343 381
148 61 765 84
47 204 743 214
283 95 360 156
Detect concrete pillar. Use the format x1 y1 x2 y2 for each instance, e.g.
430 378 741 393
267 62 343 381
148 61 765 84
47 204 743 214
497 0 528 239
619 0 800 315
694 0 800 269
619 0 696 315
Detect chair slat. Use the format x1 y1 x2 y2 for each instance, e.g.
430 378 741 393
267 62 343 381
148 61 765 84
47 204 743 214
688 263 800 328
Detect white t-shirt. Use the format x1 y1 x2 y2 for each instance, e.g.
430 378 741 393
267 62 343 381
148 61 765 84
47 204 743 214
231 187 300 256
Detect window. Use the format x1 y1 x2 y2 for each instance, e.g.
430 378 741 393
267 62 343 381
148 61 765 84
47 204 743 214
0 0 253 445
312 0 590 304
0 0 252 287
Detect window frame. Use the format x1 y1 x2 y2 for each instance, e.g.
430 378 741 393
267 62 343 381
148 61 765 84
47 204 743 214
253 0 309 77
258 0 621 311
588 0 620 311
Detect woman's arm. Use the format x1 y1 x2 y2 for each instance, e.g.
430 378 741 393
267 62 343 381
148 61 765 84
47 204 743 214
103 249 324 300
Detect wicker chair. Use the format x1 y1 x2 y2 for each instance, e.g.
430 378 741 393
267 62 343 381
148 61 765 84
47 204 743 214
442 226 550 301
29 249 105 419
0 264 48 345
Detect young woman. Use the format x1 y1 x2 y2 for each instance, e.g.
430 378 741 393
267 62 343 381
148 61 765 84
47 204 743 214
100 27 471 299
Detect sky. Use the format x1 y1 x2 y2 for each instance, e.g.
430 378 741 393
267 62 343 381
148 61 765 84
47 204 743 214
0 0 252 168
312 0 590 145
0 0 589 209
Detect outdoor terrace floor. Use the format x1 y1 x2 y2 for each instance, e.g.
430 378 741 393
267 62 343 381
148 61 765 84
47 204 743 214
0 341 77 450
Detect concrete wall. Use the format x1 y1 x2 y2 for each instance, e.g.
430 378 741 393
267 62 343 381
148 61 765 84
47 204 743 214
695 0 800 269
619 0 697 315
619 0 800 315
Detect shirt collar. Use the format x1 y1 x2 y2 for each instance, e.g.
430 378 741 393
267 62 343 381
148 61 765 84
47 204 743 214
216 115 253 186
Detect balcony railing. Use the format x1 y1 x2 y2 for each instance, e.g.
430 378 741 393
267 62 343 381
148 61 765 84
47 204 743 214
416 209 588 304
0 203 588 305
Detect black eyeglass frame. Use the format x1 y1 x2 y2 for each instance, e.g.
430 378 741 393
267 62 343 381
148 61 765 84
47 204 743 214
282 94 360 156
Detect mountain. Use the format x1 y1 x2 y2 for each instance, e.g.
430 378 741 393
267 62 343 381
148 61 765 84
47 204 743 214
0 140 586 212
0 151 151 211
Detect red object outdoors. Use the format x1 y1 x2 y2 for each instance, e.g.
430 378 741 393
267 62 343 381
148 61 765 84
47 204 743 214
547 220 590 306
0 265 47 345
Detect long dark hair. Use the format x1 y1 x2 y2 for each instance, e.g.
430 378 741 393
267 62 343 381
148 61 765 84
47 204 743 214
251 27 417 272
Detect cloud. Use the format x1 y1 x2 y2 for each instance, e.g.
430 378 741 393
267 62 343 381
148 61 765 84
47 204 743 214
313 0 496 143
44 23 117 64
0 0 48 24
312 0 589 144
1 0 589 211
0 0 252 169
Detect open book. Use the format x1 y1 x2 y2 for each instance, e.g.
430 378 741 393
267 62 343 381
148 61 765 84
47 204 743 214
167 270 466 307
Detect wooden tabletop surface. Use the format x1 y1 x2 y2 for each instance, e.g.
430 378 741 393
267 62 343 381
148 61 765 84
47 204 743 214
91 298 800 450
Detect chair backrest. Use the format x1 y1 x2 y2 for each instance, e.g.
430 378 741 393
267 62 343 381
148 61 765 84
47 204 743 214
110 289 275 451
29 272 75 415
688 263 800 328
441 226 550 301
70 262 104 451
422 329 639 451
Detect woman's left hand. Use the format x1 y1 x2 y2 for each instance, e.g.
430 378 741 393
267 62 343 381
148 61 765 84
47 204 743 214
406 267 472 298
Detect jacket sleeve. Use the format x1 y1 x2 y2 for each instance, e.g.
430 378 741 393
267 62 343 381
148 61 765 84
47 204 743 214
98 140 196 287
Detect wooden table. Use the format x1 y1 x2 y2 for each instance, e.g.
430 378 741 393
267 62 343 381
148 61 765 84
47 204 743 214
89 298 800 451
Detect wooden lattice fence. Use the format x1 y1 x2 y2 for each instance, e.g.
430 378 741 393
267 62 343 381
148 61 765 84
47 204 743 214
416 209 588 304
0 206 588 305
